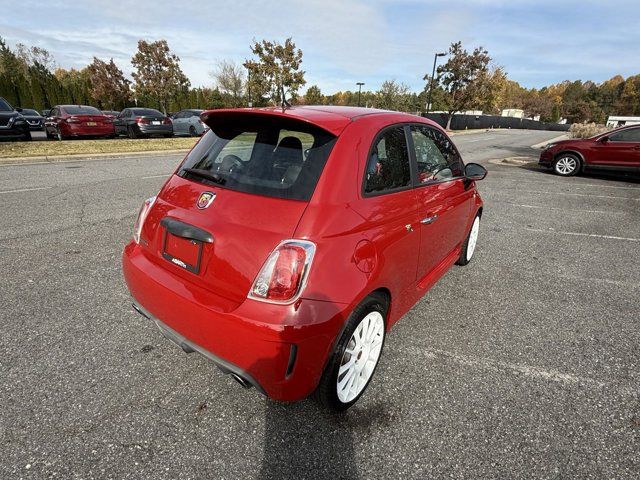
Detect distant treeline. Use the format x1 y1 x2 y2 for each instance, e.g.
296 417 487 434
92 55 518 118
1 36 638 124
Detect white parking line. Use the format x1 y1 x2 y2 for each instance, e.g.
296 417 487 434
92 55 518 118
141 174 170 179
511 189 638 200
485 178 640 191
406 346 634 395
0 186 51 195
526 227 640 242
503 202 619 214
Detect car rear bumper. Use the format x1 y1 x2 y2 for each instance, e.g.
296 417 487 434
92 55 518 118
61 123 115 137
122 242 349 401
139 125 173 135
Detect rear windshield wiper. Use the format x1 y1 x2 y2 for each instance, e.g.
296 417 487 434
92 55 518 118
182 168 226 185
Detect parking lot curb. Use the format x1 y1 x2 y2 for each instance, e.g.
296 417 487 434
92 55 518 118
0 148 191 166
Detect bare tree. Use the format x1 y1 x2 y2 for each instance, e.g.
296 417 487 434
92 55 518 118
210 60 245 107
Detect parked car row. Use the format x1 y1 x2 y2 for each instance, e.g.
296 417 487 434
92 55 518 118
0 97 209 141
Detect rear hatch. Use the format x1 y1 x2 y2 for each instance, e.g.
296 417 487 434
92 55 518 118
138 111 339 310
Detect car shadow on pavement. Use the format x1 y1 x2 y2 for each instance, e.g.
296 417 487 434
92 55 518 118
258 399 359 479
258 397 395 480
523 164 640 183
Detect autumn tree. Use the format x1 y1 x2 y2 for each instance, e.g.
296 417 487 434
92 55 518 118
211 60 245 107
303 85 324 105
431 41 502 129
243 38 305 106
86 57 130 110
131 39 190 114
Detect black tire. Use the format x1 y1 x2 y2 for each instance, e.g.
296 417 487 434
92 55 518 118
189 125 197 137
164 133 173 138
315 292 389 412
456 213 481 266
23 131 32 141
45 129 54 140
553 153 581 177
127 125 139 139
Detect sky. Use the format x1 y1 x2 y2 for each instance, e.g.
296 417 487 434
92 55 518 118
2 0 639 94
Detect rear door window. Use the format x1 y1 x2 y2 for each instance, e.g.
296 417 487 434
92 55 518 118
363 126 412 195
178 116 336 201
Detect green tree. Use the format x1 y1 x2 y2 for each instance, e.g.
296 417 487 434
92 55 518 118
131 39 190 114
243 38 305 106
375 80 411 111
303 85 324 105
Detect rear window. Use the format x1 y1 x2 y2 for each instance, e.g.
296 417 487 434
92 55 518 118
132 108 163 116
63 106 101 115
178 116 337 201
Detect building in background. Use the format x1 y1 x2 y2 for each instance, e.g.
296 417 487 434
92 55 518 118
606 116 640 128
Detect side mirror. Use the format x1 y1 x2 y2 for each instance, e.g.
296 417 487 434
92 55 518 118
599 136 609 143
465 163 487 181
15 107 22 113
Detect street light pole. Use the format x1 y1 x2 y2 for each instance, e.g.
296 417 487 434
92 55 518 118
246 67 252 107
356 82 365 107
426 52 446 115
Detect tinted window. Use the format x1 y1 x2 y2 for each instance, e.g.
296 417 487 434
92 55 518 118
21 109 39 116
0 99 13 111
411 125 463 182
364 126 411 194
132 108 163 117
609 128 640 142
179 118 336 201
62 106 101 115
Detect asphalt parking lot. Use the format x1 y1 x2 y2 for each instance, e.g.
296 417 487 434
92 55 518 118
0 129 638 479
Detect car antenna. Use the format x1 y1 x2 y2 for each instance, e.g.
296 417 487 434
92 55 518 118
280 85 291 112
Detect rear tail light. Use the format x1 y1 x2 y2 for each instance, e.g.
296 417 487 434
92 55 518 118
66 117 80 124
135 117 149 125
163 117 172 125
133 196 157 244
249 240 315 303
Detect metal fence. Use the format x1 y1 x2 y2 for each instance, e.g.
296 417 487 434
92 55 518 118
422 113 571 132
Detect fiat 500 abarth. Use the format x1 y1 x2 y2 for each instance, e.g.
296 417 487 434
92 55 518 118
122 106 486 411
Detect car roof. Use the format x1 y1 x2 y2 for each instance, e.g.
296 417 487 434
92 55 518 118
201 106 428 136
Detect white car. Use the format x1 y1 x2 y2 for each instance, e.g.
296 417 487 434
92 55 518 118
171 109 208 137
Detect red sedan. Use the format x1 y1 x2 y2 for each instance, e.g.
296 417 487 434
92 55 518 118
122 107 486 411
44 105 115 140
539 124 640 176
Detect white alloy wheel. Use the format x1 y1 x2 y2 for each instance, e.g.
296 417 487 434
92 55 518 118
466 216 480 261
554 156 578 175
336 311 384 403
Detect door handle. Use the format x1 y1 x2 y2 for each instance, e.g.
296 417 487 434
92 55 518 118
420 215 438 225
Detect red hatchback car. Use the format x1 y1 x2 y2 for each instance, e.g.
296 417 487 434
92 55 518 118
44 105 115 140
122 107 486 411
539 124 640 176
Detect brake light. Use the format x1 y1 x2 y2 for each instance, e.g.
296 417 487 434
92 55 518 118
66 117 80 124
133 196 157 244
163 117 172 125
249 240 316 303
135 117 149 125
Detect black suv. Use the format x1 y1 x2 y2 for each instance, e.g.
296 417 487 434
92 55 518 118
0 97 31 141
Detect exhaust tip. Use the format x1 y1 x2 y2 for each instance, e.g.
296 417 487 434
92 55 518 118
230 373 252 389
